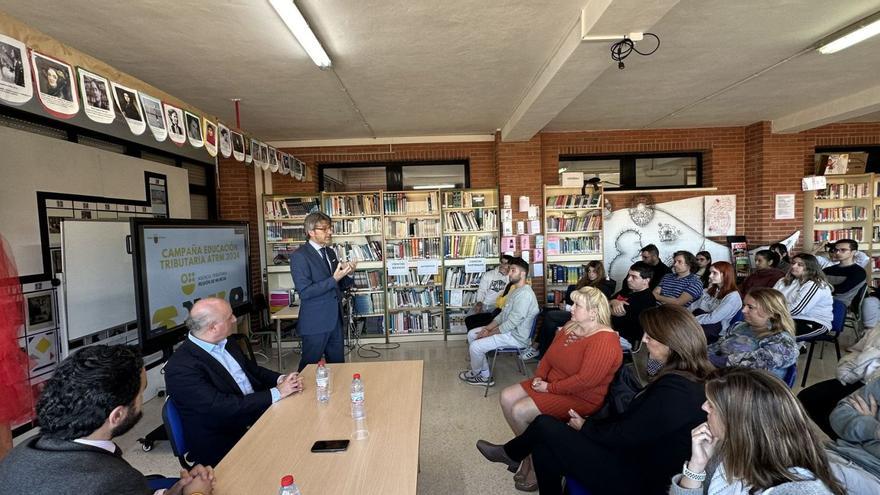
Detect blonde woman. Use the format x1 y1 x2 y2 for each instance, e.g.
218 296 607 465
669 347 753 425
499 286 622 490
707 288 799 380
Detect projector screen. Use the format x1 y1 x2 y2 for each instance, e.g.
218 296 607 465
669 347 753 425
131 219 251 353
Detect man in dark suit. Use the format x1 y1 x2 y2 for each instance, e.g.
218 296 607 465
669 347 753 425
290 211 355 372
0 345 214 495
164 297 303 467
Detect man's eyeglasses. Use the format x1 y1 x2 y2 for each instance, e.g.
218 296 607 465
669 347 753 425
313 226 333 232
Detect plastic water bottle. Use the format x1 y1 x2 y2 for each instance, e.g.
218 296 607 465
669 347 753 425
350 373 365 419
316 360 329 403
278 475 302 495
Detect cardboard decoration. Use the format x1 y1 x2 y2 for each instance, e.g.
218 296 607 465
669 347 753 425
163 103 186 145
293 158 304 181
203 120 217 157
244 136 253 164
139 92 167 142
281 153 291 175
31 50 79 118
218 123 232 158
231 131 244 162
260 143 270 171
76 67 114 124
250 138 262 167
268 146 279 172
0 34 33 105
110 81 146 135
184 111 203 148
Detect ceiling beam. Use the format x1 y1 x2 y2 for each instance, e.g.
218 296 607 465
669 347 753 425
772 83 880 133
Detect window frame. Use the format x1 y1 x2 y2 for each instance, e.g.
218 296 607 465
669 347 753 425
559 152 703 191
318 159 470 191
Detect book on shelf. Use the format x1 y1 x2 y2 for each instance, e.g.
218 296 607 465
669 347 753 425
545 193 601 208
546 236 560 255
816 183 869 199
388 287 442 309
444 235 499 258
386 218 441 237
444 267 483 288
352 293 384 315
545 212 602 232
444 210 498 231
445 289 476 308
332 217 382 235
385 238 442 259
813 206 867 223
388 268 437 286
266 222 305 242
265 197 320 218
813 228 863 243
389 311 442 334
384 192 437 215
444 191 488 208
269 243 302 265
353 270 383 290
323 194 381 217
547 264 586 284
555 236 601 255
329 237 383 262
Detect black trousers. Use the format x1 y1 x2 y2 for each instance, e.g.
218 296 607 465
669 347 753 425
538 309 570 358
465 308 501 330
797 378 862 439
794 318 828 339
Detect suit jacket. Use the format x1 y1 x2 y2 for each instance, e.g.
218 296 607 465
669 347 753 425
290 243 353 336
0 435 150 495
164 338 282 467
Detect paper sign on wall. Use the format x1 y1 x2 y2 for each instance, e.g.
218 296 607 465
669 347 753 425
533 248 544 262
387 259 408 276
775 194 795 220
802 175 827 191
501 208 513 221
502 236 516 252
416 259 440 276
465 258 486 274
521 251 530 263
533 263 544 277
503 195 511 208
520 235 531 250
535 235 544 248
561 171 584 187
502 222 513 235
528 220 540 234
519 196 530 213
516 221 525 234
528 206 538 219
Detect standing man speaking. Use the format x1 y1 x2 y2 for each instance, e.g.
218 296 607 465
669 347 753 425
290 211 355 371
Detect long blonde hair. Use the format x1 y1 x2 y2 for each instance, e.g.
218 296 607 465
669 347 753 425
706 368 845 495
568 286 610 329
745 288 795 337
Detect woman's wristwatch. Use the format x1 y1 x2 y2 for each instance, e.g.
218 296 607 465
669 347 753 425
682 461 707 482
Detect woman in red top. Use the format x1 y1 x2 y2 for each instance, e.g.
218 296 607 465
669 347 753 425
499 286 622 490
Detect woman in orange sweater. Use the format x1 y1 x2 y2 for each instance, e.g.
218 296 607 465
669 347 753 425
499 286 622 490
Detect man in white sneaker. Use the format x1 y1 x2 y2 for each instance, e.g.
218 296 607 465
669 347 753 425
459 257 539 387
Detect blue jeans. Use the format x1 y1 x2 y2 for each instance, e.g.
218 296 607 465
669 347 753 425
298 328 344 372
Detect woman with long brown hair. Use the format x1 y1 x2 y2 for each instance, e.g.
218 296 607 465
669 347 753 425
573 260 615 299
773 253 833 338
476 305 714 495
671 367 849 494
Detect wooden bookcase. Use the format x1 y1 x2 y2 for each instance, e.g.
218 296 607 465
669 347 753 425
263 193 321 306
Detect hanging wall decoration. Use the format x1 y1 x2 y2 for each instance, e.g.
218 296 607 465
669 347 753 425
231 131 244 162
260 143 270 171
110 81 146 135
293 158 304 181
703 195 736 236
251 138 262 167
76 68 114 124
139 93 167 142
244 137 253 164
30 50 79 118
203 120 217 157
267 146 279 172
0 34 32 105
163 103 186 145
184 111 203 148
281 154 291 175
218 123 232 158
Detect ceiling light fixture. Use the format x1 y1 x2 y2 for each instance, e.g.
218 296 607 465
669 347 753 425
268 0 332 69
817 11 880 54
413 184 455 190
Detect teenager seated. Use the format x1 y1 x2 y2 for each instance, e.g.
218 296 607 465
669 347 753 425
670 368 855 495
828 378 880 483
771 242 792 273
475 305 713 495
707 288 798 379
464 255 511 330
609 261 657 347
739 249 786 295
691 261 741 342
498 286 622 491
654 251 704 309
773 253 833 339
823 239 867 307
695 251 712 288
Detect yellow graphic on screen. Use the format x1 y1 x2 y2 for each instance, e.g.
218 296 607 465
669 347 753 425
180 272 196 295
152 306 178 330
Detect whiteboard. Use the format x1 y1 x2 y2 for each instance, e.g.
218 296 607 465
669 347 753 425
62 220 136 340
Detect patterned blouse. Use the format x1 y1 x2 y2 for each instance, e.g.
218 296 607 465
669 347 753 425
707 322 799 379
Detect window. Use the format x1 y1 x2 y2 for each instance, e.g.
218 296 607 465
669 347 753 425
559 153 701 190
320 161 469 192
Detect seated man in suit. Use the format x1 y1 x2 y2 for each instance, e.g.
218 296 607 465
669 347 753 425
164 297 303 467
0 345 214 495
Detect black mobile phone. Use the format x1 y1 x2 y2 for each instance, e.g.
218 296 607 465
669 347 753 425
310 439 350 453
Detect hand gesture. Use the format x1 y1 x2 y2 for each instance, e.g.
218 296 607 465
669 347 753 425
610 299 628 317
688 422 718 474
566 409 585 431
476 327 490 339
167 464 215 495
348 260 358 271
333 261 353 281
531 377 549 393
278 372 304 398
848 394 879 417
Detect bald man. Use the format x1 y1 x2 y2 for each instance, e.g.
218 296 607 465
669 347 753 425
164 298 303 467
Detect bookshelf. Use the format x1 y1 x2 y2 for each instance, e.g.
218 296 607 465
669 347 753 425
442 188 500 336
263 193 321 299
543 184 604 307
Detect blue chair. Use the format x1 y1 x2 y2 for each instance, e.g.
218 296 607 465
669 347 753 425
781 363 797 388
484 315 539 398
729 309 744 326
564 477 591 495
798 300 846 387
162 396 193 469
146 477 180 490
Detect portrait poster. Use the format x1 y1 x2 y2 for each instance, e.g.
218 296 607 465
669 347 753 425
218 123 232 158
110 81 145 135
203 120 217 157
30 50 79 118
231 131 244 162
260 143 270 171
244 136 252 163
281 153 291 175
76 67 114 124
293 158 304 181
139 93 167 142
0 34 33 105
163 103 186 145
184 111 203 148
268 146 279 172
251 138 262 167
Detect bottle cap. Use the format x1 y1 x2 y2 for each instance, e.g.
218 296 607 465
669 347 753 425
318 358 326 366
281 475 294 486
353 373 361 379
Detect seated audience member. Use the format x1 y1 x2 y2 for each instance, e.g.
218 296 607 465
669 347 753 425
814 240 871 270
499 287 622 490
829 379 880 481
739 249 786 295
707 288 798 379
692 261 742 342
771 242 792 273
576 260 616 299
476 305 713 495
695 251 712 288
654 250 704 309
464 255 511 330
670 368 855 495
799 324 880 439
0 345 214 495
823 239 867 306
460 257 539 386
609 261 657 347
773 253 833 338
638 243 671 290
164 297 304 467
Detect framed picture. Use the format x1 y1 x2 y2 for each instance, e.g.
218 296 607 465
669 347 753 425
25 290 55 334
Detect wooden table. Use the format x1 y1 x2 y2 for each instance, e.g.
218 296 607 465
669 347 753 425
214 360 424 495
269 305 300 370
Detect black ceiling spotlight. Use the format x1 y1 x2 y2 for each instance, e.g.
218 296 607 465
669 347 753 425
610 33 660 70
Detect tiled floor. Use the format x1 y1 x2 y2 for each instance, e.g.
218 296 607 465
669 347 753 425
15 331 855 494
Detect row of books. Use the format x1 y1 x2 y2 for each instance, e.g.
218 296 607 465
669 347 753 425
266 222 306 242
323 194 381 217
388 270 438 286
444 267 483 288
444 235 498 258
546 264 586 284
546 236 601 255
813 228 863 243
384 192 438 215
265 197 319 218
386 218 441 238
814 206 868 223
816 183 870 199
546 212 602 232
545 193 601 209
332 217 382 235
388 287 442 309
389 311 442 334
352 270 383 290
445 289 477 308
444 210 498 232
546 290 567 305
270 243 301 265
445 311 468 334
385 238 442 259
330 241 383 261
443 191 489 208
352 293 384 315
873 227 880 243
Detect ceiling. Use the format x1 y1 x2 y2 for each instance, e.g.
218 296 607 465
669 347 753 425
2 0 880 141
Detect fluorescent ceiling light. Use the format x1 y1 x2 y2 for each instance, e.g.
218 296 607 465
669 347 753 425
268 0 332 68
818 11 880 54
413 184 455 190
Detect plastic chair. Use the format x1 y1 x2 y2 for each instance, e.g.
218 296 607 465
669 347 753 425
564 477 591 495
729 309 744 326
844 283 868 341
484 315 539 398
798 300 846 387
250 293 296 362
146 477 180 490
781 363 797 388
162 396 193 469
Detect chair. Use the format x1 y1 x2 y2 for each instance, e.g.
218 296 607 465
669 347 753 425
798 300 846 387
162 396 193 470
844 283 869 341
781 363 797 388
228 332 257 363
484 315 539 398
728 309 744 326
250 293 296 362
146 476 180 490
564 477 591 495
